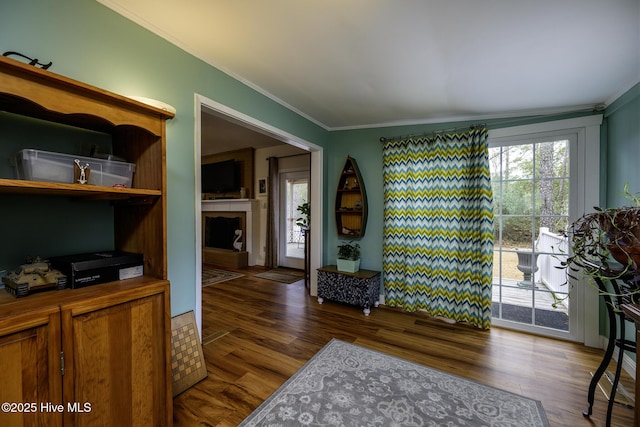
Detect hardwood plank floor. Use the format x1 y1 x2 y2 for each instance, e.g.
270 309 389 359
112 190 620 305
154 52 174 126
173 266 635 427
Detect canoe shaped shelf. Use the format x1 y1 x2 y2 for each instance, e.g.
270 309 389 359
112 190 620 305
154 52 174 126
335 156 368 238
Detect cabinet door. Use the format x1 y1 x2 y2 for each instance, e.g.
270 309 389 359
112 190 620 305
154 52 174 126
0 314 62 427
63 292 169 426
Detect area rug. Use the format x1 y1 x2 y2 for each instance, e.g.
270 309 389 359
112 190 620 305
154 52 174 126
253 268 304 284
239 339 549 427
202 266 244 287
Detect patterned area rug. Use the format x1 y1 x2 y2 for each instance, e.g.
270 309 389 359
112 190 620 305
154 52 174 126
202 266 244 287
253 268 304 284
240 339 549 427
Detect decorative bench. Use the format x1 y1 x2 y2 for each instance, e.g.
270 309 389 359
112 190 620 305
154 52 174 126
317 265 381 315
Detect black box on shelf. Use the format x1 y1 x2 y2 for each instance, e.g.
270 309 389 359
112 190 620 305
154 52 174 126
49 251 144 289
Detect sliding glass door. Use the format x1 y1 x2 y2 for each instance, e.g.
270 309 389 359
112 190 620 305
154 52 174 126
490 134 575 337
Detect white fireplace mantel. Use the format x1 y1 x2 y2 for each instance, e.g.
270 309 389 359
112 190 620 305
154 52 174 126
202 199 260 265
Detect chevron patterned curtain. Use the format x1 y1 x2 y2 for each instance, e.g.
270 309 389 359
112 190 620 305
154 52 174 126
382 127 494 329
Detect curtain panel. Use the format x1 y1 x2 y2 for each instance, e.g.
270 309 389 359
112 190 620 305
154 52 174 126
265 157 279 268
382 128 494 329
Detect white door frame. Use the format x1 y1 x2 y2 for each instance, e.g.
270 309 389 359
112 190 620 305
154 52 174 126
488 114 602 346
193 93 323 336
278 170 310 270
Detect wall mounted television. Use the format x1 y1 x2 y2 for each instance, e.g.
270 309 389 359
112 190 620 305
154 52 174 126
201 159 240 193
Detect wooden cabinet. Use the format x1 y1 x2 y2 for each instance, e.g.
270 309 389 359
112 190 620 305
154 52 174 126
335 156 368 238
0 56 173 426
0 279 171 427
0 306 62 427
62 280 171 426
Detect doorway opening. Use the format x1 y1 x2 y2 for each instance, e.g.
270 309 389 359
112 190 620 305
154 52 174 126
279 170 310 269
194 94 323 335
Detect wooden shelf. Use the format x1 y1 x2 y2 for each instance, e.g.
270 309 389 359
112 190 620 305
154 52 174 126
0 57 173 136
0 55 173 425
334 156 368 238
0 55 174 278
0 178 161 199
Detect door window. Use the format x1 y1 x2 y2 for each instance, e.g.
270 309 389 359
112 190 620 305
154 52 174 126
490 135 573 334
279 171 309 268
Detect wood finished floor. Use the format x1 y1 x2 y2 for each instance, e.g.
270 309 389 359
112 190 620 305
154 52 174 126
173 266 635 427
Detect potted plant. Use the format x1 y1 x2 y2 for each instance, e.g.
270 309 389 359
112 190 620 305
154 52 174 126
296 202 310 229
337 241 360 273
561 184 640 283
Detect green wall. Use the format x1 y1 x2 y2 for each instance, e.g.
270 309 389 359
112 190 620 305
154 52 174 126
602 82 640 357
0 113 116 265
325 120 484 268
323 113 599 270
605 82 640 206
0 0 327 316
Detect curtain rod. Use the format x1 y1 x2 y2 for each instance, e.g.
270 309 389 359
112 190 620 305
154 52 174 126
378 103 606 143
379 123 486 143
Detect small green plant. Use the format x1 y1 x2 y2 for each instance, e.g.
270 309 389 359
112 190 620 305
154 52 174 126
337 241 360 260
296 202 310 228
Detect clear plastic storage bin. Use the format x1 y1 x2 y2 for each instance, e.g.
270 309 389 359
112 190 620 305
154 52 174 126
12 149 136 188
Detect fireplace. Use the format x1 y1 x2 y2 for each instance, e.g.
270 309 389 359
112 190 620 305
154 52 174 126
202 210 248 268
205 216 243 251
202 199 259 266
203 212 246 251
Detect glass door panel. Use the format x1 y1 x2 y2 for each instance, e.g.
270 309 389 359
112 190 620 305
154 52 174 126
490 138 570 333
279 171 309 269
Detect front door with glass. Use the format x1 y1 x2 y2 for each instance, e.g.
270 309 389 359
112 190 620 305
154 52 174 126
279 171 309 269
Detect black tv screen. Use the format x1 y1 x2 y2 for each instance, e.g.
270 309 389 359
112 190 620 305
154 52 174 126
201 159 239 193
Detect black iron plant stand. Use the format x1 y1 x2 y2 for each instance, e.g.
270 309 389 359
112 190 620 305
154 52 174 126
581 261 638 427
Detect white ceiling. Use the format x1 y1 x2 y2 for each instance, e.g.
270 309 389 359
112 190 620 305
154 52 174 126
101 0 639 130
200 107 293 153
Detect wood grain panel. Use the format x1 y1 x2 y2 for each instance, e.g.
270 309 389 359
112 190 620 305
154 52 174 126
0 319 62 427
68 293 167 426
